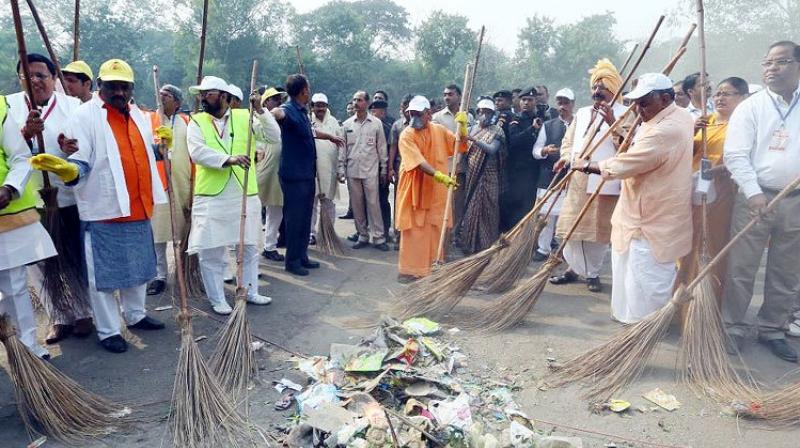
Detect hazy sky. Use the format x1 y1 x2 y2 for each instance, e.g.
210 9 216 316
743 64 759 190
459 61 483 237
289 0 687 51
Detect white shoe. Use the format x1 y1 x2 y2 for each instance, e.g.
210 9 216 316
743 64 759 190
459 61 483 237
211 301 233 315
247 294 272 305
787 320 800 337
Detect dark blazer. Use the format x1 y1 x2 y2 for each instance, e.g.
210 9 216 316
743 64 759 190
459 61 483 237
278 99 317 181
537 117 569 189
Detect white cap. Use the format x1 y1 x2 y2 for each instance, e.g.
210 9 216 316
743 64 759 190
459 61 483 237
624 73 674 100
311 93 329 104
554 88 575 101
188 76 228 95
476 98 495 111
407 95 431 112
226 84 243 101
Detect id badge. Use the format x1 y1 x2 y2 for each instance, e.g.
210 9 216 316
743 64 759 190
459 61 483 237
769 128 789 151
366 136 376 146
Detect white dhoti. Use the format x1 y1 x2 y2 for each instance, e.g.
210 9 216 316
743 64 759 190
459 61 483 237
263 205 283 252
610 238 678 324
188 181 263 307
310 196 336 237
562 240 607 279
536 187 563 256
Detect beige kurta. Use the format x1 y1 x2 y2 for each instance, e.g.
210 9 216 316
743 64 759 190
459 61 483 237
150 110 192 243
555 117 617 243
256 120 283 207
311 109 343 199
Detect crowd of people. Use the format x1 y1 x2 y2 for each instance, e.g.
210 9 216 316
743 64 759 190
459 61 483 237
1 39 799 367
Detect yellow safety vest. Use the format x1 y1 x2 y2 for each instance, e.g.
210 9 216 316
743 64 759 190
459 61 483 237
0 96 39 216
191 109 258 196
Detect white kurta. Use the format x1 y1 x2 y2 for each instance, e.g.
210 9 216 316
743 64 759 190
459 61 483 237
311 109 343 199
610 238 677 324
568 104 626 196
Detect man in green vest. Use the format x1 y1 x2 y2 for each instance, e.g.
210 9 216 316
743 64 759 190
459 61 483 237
0 95 58 359
185 76 281 315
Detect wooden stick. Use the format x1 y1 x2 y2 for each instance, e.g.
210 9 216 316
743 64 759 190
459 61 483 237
194 0 210 112
234 60 259 299
384 409 400 448
152 65 162 110
619 43 639 77
295 46 305 75
24 0 65 87
697 0 711 253
435 25 485 262
10 0 50 190
383 408 444 446
72 0 79 61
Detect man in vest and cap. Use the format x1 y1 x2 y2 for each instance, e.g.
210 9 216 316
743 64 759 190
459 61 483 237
310 92 343 240
257 86 288 262
146 84 192 296
31 59 168 354
185 76 280 315
0 95 57 359
62 60 94 103
8 53 93 345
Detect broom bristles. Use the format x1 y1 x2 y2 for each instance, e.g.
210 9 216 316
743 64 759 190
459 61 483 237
679 275 760 403
392 241 507 320
469 255 561 332
170 326 255 447
743 381 800 425
478 216 545 293
0 315 131 445
548 286 691 401
316 203 346 256
209 298 256 398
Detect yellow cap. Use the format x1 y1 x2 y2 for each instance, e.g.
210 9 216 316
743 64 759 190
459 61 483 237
62 60 94 80
261 87 287 104
97 59 134 84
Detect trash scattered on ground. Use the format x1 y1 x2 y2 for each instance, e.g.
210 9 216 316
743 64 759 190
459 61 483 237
153 305 173 311
274 317 583 447
608 399 631 413
27 437 47 448
193 335 207 343
251 341 265 351
643 388 681 411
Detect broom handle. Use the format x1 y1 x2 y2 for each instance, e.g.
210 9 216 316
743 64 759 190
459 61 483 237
435 25 485 262
153 65 162 110
619 43 639 77
235 60 259 294
25 0 65 88
295 46 305 75
688 176 800 291
194 0 209 113
697 0 711 256
73 0 79 61
10 0 51 190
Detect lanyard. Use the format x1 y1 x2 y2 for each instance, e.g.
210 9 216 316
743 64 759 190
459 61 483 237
25 95 58 122
768 91 800 127
211 115 229 140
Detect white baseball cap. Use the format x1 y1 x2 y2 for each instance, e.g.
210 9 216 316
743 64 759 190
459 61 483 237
624 73 674 100
311 93 329 104
226 84 243 101
406 95 431 112
188 75 228 95
554 88 575 101
476 98 495 111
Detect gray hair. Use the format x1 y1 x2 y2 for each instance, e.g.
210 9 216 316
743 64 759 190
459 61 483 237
160 84 183 104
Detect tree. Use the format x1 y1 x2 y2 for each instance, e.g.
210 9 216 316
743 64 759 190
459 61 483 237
415 11 475 76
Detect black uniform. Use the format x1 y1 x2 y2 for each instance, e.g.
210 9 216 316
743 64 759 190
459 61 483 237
500 109 542 231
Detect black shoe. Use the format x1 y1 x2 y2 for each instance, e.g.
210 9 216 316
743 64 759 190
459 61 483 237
72 318 95 338
726 334 745 355
352 241 369 249
587 277 602 293
286 265 309 276
127 316 166 331
301 260 320 269
100 335 128 353
347 233 359 242
262 249 285 262
549 269 578 285
532 251 548 262
146 279 166 296
374 242 390 252
45 324 73 345
340 211 354 219
759 338 798 362
397 274 419 284
309 235 317 246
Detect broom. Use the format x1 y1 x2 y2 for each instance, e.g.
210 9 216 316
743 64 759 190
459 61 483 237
180 0 210 297
10 0 88 321
72 0 79 61
550 175 800 403
209 60 260 398
0 315 131 445
155 72 252 447
678 0 760 404
25 0 65 87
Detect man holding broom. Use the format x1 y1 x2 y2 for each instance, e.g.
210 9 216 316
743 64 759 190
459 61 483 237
185 76 279 315
310 92 342 241
396 95 468 282
577 73 694 324
30 59 168 353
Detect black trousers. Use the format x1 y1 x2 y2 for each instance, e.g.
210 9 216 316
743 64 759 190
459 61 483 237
280 177 315 269
378 178 391 238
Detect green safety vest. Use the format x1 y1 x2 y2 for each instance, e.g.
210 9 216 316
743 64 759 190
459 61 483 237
191 109 258 196
0 96 39 216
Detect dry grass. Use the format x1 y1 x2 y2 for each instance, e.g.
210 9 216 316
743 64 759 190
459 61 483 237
549 285 692 402
0 315 131 445
209 293 257 399
316 204 346 256
478 216 545 293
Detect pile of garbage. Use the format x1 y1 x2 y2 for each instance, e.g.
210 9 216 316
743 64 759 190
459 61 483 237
274 317 583 448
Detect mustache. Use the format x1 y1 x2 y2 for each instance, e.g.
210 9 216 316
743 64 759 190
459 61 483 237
591 93 605 102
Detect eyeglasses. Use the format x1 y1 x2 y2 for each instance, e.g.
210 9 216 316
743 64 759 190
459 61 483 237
713 92 741 99
18 73 51 81
761 59 796 69
200 90 221 97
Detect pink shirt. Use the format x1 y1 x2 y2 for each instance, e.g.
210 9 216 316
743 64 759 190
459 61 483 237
599 103 694 263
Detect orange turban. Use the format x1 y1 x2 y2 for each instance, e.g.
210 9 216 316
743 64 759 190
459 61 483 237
588 58 623 98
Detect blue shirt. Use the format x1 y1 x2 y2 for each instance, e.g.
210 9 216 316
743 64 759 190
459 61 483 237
278 99 317 181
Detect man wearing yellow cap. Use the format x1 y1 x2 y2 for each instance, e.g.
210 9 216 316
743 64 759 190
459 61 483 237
549 59 628 293
8 53 93 345
31 59 169 354
62 60 94 103
256 86 287 262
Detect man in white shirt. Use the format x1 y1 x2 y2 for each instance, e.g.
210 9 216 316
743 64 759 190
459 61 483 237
683 72 714 118
722 41 800 362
